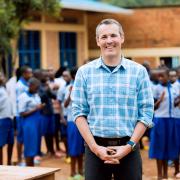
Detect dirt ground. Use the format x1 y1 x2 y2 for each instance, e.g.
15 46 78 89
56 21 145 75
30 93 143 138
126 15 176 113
2 140 176 180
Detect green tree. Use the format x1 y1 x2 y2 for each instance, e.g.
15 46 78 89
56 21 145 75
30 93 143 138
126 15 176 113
0 0 61 75
100 0 180 7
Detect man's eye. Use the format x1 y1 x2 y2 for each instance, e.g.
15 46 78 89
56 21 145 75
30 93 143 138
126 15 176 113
101 36 106 39
111 34 117 37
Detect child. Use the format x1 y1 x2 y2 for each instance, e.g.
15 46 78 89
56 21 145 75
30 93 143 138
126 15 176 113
57 70 72 162
171 68 180 178
0 72 14 165
39 70 56 156
64 68 84 180
18 77 44 166
16 66 32 165
149 68 179 179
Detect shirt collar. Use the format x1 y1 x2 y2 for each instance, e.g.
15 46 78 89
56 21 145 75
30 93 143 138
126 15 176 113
20 77 28 86
95 56 127 71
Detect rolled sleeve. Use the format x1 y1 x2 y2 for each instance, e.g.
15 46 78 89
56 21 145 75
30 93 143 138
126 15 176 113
137 67 154 128
71 68 89 121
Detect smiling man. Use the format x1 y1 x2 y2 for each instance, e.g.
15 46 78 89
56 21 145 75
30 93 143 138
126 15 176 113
71 19 154 180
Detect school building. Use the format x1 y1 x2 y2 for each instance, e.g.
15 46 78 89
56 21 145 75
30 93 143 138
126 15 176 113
14 0 180 73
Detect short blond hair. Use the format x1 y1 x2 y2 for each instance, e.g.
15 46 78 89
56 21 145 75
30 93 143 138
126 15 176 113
96 19 124 38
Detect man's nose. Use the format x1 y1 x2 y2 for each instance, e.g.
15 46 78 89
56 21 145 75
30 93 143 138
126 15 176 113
106 36 113 43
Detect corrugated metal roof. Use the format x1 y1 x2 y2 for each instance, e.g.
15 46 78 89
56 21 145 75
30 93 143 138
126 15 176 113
60 0 133 14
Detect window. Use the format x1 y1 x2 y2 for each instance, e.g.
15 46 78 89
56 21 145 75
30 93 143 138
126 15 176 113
18 30 40 69
59 32 77 68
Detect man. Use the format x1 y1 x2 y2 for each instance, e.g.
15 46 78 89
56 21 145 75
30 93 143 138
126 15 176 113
71 19 154 180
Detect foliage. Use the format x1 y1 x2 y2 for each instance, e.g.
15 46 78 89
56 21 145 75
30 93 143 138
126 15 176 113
0 0 61 74
99 0 180 7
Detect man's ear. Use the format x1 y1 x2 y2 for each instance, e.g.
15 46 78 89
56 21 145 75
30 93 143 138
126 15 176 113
121 35 125 44
96 37 100 47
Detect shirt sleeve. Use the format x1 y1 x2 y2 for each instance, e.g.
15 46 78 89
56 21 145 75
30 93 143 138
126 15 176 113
57 86 65 102
0 89 6 111
137 67 154 128
18 94 28 114
71 68 89 121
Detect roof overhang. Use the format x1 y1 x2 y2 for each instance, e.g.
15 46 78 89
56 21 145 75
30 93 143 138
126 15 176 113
60 0 133 15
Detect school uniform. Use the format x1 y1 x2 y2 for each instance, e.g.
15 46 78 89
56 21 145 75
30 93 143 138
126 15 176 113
0 86 14 147
65 84 84 157
16 77 29 143
149 83 179 160
57 84 68 138
18 92 42 158
172 81 180 154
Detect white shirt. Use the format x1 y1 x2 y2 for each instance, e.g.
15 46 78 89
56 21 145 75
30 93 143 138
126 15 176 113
172 81 180 118
18 92 41 114
57 84 68 116
16 77 29 116
64 84 73 122
6 76 17 116
0 86 13 119
55 77 66 91
154 84 179 118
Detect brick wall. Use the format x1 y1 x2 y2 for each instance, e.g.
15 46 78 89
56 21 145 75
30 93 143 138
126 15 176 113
87 7 180 49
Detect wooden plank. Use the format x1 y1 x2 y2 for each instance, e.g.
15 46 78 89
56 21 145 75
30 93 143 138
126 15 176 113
0 166 60 180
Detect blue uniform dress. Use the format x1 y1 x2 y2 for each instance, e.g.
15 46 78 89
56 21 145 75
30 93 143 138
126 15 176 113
65 84 84 157
18 92 42 158
172 81 180 155
0 87 14 147
16 77 28 143
149 83 179 160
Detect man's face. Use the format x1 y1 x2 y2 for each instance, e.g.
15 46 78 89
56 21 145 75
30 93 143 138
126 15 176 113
96 24 124 59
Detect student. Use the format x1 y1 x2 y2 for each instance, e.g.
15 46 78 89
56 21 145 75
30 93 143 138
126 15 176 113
39 70 56 156
149 68 179 179
172 68 180 178
64 68 84 180
48 68 62 157
16 66 32 165
57 69 72 162
0 72 14 165
18 77 44 166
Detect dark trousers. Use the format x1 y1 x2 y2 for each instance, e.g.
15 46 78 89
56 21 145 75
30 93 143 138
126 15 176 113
85 137 142 180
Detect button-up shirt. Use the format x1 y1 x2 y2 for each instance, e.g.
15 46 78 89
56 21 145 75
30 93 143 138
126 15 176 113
71 57 154 138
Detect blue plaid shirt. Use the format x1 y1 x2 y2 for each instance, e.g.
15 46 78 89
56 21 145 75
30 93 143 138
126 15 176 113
71 57 154 138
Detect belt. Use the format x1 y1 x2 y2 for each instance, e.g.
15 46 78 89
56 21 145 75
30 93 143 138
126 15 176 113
94 136 130 147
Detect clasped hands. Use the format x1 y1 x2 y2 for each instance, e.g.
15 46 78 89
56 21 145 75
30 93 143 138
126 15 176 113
94 144 132 164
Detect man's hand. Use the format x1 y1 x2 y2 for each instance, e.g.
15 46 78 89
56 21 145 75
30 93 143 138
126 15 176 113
92 144 118 163
104 145 132 164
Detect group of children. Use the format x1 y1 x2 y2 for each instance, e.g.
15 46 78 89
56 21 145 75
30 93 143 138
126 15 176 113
149 66 180 179
0 66 84 179
1 63 180 180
